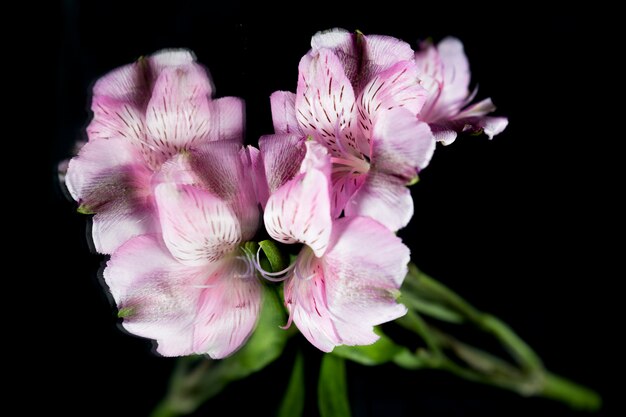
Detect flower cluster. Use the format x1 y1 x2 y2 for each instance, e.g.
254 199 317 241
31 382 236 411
62 29 506 358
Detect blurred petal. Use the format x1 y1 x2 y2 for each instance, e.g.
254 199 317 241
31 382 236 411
192 257 262 358
270 91 299 134
247 145 269 208
264 142 332 257
479 116 508 139
189 141 260 241
145 64 214 155
65 137 154 253
155 183 241 266
105 235 261 358
259 134 307 193
345 170 413 232
207 96 245 142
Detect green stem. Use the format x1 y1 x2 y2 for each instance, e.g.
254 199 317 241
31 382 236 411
541 372 602 411
401 265 602 411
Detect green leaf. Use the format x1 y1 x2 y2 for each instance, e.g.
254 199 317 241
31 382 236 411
276 352 305 417
332 329 404 366
318 354 351 417
151 286 289 417
259 240 288 272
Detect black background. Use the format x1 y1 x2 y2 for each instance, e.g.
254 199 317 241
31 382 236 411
49 2 617 416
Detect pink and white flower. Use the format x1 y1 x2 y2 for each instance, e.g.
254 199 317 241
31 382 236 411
64 49 244 254
104 141 262 358
414 37 508 144
270 28 435 232
259 137 409 352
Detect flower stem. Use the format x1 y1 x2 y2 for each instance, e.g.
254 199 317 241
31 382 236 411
400 264 602 410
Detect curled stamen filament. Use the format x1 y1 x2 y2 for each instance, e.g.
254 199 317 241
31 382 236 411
249 246 296 282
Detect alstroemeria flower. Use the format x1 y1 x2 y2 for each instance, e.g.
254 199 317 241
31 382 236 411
64 49 244 254
270 28 435 232
414 37 508 144
259 136 409 352
104 141 261 358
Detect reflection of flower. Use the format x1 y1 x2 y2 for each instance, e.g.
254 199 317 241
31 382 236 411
414 37 509 144
64 50 244 254
270 28 435 231
105 142 262 358
259 139 410 352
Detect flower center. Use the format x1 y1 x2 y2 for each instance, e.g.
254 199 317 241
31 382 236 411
330 155 370 176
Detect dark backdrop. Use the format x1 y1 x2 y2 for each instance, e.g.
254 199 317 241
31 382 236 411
49 2 615 416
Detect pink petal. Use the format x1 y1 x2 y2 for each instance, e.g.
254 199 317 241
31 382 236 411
270 91 299 134
207 96 245 142
145 64 214 157
284 248 341 352
155 183 241 266
356 61 427 154
188 141 260 241
296 49 359 156
65 137 154 253
91 207 158 255
264 142 332 257
479 116 508 139
323 217 409 342
310 28 359 87
285 217 409 351
344 170 414 232
91 61 148 106
104 235 205 356
105 235 261 358
361 34 415 82
191 257 262 358
258 133 307 193
246 145 269 208
330 169 366 219
371 108 435 177
436 37 471 111
87 96 147 144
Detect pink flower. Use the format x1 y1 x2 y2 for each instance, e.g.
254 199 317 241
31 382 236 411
414 37 508 144
104 142 262 358
259 137 409 352
63 49 244 254
270 28 435 232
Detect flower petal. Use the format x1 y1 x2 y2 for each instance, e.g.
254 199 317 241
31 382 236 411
105 235 261 358
246 145 269 208
371 108 435 177
208 96 245 142
357 61 427 154
344 170 413 232
285 217 409 351
145 64 214 157
189 141 260 241
361 34 415 82
104 234 205 356
479 116 508 139
65 137 154 253
155 183 241 266
258 133 307 193
296 49 359 156
270 91 299 134
264 142 332 257
323 217 409 342
192 257 262 358
436 37 471 112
